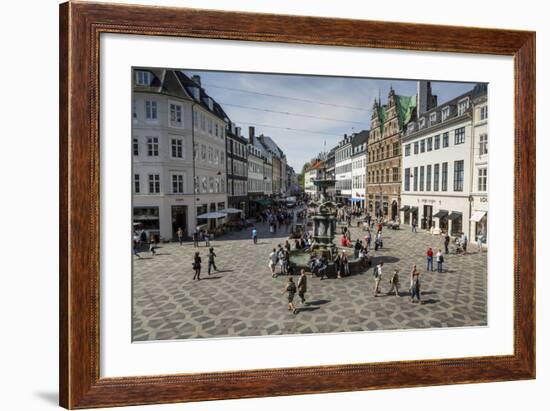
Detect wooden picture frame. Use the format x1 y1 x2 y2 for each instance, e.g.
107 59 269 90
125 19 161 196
59 1 535 408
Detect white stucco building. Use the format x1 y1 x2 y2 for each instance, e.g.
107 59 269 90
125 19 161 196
470 89 489 244
132 69 229 241
351 130 369 209
304 160 325 200
400 84 488 239
335 134 353 204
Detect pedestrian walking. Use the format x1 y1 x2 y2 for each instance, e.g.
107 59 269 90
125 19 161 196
204 229 210 247
133 240 141 258
268 248 278 278
207 247 217 274
283 277 298 314
410 265 421 303
444 232 450 254
477 235 483 253
149 238 157 256
354 239 362 258
252 227 258 244
388 269 400 296
297 269 308 305
426 247 434 271
373 261 384 296
412 218 417 233
461 233 468 253
192 252 202 280
177 227 184 245
436 249 444 272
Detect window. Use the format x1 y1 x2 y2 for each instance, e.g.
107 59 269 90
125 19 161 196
133 138 139 156
171 138 183 158
405 144 411 156
441 162 448 191
148 174 160 193
147 137 159 156
453 160 464 191
145 101 157 120
134 174 140 193
479 133 488 155
201 144 206 160
132 101 137 119
200 113 206 131
442 132 449 148
420 139 425 153
193 109 198 128
434 135 440 150
207 118 213 134
430 112 437 125
458 99 469 116
478 167 488 191
427 137 433 151
208 147 213 163
392 167 399 182
480 105 488 121
393 142 399 156
404 168 411 191
172 174 184 193
414 142 419 154
426 164 432 191
386 168 390 182
215 123 219 137
135 71 151 86
413 167 418 191
441 106 450 121
454 127 466 145
209 176 215 193
419 166 424 191
433 164 439 191
169 103 182 126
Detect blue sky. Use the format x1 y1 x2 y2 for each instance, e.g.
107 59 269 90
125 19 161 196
184 69 477 171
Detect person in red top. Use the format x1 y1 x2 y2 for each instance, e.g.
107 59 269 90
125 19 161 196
426 247 434 271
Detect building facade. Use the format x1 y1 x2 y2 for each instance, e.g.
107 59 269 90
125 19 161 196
335 134 353 205
470 86 489 244
226 124 249 214
400 84 487 238
351 130 369 209
132 69 228 241
304 160 325 200
366 87 420 220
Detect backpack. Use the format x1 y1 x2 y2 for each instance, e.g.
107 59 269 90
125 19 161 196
287 283 296 294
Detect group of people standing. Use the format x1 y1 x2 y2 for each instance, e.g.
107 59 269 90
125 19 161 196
371 262 423 303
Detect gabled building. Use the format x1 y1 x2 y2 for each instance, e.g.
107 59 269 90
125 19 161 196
132 69 229 240
366 82 434 220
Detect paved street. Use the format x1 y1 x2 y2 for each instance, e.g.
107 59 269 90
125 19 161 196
132 222 487 341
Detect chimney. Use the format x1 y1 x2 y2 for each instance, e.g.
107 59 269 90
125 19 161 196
248 126 255 144
191 75 201 86
417 80 428 115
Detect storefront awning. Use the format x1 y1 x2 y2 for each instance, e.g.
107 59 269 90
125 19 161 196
448 211 463 221
399 206 410 211
470 210 487 222
255 199 272 206
433 209 448 219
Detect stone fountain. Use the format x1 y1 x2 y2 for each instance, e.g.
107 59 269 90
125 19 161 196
288 179 362 277
310 179 338 260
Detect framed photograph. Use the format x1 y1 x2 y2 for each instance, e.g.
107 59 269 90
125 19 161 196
59 1 535 409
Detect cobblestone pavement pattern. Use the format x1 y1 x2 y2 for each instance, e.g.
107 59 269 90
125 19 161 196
132 222 487 341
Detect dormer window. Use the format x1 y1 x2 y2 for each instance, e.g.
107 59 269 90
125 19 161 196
419 117 426 129
458 98 469 116
135 71 151 86
441 106 450 121
429 112 438 125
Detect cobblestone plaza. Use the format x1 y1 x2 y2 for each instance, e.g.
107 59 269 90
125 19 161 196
132 222 487 341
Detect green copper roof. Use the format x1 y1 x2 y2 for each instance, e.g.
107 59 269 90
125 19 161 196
396 95 417 128
378 105 386 135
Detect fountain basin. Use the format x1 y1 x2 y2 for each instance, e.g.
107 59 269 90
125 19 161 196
288 247 364 278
